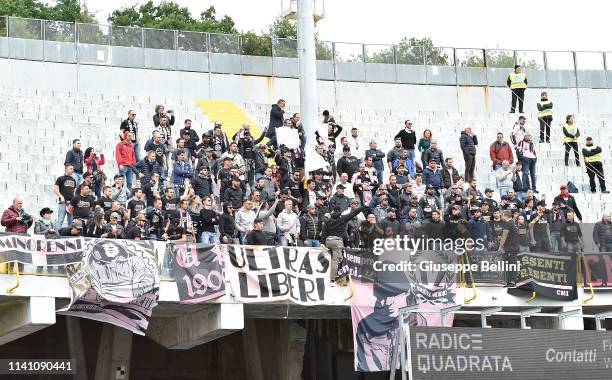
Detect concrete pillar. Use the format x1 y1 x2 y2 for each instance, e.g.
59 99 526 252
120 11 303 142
242 320 264 380
146 304 243 349
279 320 308 380
65 316 88 380
94 325 133 380
0 296 55 345
297 0 318 153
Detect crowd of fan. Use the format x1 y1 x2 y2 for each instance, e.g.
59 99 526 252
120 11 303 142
0 99 611 281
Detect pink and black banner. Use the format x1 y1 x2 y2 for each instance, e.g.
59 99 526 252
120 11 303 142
350 250 457 372
223 245 331 305
58 239 163 335
170 243 226 304
0 234 83 266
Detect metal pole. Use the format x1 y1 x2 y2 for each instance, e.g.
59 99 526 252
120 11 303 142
297 0 318 173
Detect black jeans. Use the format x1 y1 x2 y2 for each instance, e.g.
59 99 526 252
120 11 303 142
586 162 607 192
463 153 476 182
538 116 552 142
564 142 579 166
511 88 525 113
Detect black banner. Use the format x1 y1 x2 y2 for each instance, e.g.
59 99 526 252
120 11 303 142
508 252 577 301
0 235 83 266
584 252 612 288
171 243 225 304
465 250 507 286
337 248 377 282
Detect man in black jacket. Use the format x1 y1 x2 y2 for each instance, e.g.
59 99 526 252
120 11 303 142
321 204 369 281
336 146 359 180
553 184 582 222
441 158 460 190
459 127 478 182
266 99 285 148
65 139 84 186
135 150 162 185
395 119 417 163
245 219 267 245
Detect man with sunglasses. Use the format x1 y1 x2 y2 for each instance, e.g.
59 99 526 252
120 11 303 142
394 119 417 163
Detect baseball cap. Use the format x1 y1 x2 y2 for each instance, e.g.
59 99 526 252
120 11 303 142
336 184 345 190
426 184 434 189
342 146 351 152
72 219 83 229
484 188 494 193
114 174 124 180
560 184 567 189
110 212 120 219
307 204 316 210
350 199 360 205
39 207 53 217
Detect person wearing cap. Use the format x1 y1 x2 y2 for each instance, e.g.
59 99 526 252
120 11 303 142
582 137 609 194
537 92 553 143
507 64 527 113
343 199 367 247
562 114 581 167
469 207 491 250
75 172 95 198
329 183 350 213
380 207 400 237
528 202 552 252
115 131 137 190
336 146 359 180
101 212 124 239
418 186 441 221
124 214 149 240
195 132 214 156
209 122 229 157
300 204 321 247
35 207 58 238
334 173 355 199
110 173 129 206
553 184 582 222
59 218 84 237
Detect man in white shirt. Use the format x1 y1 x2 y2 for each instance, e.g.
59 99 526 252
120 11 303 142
410 173 426 201
348 127 362 158
334 173 355 199
277 200 300 246
235 199 256 243
495 160 515 197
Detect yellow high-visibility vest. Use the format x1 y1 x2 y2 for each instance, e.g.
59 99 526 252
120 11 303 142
583 145 602 163
509 72 527 89
562 123 579 143
537 100 553 118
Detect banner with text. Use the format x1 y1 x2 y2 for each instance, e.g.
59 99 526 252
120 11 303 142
223 245 331 305
0 234 83 266
58 239 163 335
508 252 577 301
171 243 226 304
465 250 507 286
410 326 612 379
351 250 457 372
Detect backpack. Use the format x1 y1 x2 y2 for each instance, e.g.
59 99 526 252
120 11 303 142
566 181 578 193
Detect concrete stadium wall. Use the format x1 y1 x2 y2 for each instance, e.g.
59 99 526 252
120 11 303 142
2 58 612 115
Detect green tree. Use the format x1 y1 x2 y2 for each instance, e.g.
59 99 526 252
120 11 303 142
0 0 94 39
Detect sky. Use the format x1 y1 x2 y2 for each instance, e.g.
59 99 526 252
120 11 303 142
81 0 612 52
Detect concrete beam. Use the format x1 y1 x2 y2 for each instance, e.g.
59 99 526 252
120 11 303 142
0 296 55 346
94 324 133 380
146 303 244 350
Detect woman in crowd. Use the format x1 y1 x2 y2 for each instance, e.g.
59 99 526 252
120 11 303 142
84 147 106 198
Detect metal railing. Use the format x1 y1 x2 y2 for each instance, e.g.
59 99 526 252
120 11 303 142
1 16 612 87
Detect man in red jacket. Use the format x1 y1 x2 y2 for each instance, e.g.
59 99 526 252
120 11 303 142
1 197 33 234
116 131 137 190
489 132 514 170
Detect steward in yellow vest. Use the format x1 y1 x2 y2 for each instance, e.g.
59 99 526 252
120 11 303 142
563 115 580 166
537 91 553 143
507 65 527 113
582 137 609 193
